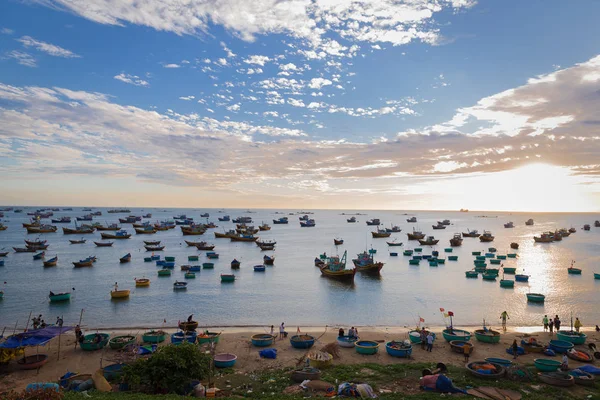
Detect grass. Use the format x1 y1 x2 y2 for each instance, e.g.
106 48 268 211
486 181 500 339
60 362 600 400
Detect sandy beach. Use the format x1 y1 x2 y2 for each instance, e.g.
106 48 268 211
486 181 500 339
1 325 598 393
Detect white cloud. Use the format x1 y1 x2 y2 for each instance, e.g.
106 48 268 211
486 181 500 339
220 41 236 58
5 51 37 67
263 111 279 117
217 58 228 66
247 68 263 75
114 73 149 87
287 98 305 107
181 59 190 64
308 78 332 89
1 28 14 35
179 95 195 101
226 104 241 111
244 55 270 66
163 63 180 68
16 36 80 58
279 63 298 71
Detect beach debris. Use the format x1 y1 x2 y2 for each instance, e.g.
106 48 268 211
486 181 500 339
320 342 340 359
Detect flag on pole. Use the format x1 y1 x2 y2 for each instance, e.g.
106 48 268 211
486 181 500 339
419 317 425 323
439 307 445 312
448 311 454 316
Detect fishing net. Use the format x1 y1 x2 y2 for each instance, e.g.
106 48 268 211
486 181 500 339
320 342 340 359
506 365 534 382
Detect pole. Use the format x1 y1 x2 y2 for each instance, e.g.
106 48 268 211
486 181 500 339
74 309 84 349
57 315 63 361
24 311 33 332
11 320 18 335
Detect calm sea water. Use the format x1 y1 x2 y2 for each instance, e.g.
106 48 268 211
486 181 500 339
0 208 599 330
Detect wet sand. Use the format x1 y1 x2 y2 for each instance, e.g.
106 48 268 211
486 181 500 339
1 325 598 392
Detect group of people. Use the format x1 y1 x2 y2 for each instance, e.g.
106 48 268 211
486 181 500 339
541 315 589 334
338 326 359 339
31 314 47 330
269 323 288 339
418 328 435 352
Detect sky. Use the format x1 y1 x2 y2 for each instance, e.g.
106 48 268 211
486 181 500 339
0 0 599 211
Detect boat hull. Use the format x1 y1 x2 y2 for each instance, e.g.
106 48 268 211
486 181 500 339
474 329 501 343
442 329 471 342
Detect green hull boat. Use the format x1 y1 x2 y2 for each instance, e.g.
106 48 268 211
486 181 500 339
474 329 501 343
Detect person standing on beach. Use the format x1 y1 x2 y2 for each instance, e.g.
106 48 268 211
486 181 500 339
543 315 549 332
463 342 472 363
270 325 274 336
420 328 427 350
500 311 509 332
426 332 434 352
279 322 285 340
574 317 582 333
511 339 519 360
549 319 554 335
338 327 345 337
554 315 561 331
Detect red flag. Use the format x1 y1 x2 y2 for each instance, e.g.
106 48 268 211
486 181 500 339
439 307 445 312
419 317 425 323
448 311 454 316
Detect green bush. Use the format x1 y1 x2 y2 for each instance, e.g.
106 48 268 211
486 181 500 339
3 388 64 400
123 343 211 394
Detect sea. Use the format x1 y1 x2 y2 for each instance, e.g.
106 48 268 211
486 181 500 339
0 208 599 330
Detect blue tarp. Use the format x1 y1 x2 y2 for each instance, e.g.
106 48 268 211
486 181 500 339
0 326 73 349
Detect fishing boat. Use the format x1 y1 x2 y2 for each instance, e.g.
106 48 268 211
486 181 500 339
583 224 591 231
107 209 130 214
527 293 545 303
26 225 58 234
69 239 86 244
557 331 587 345
465 270 478 278
251 334 276 347
355 341 380 355
568 261 582 275
49 292 71 302
143 240 161 246
387 241 403 246
43 256 58 267
157 269 171 276
94 241 114 247
371 228 391 238
407 229 425 240
142 330 167 343
334 238 344 245
526 218 534 226
273 217 289 224
449 233 463 247
385 224 402 233
81 333 110 351
221 274 235 282
100 230 131 239
533 232 554 243
13 247 36 253
346 216 356 223
95 223 121 231
300 219 316 227
595 220 600 227
22 220 40 228
111 289 130 299
119 253 131 263
406 216 417 223
184 272 196 279
319 251 356 281
479 230 495 242
73 258 94 268
144 245 165 251
76 214 93 221
253 264 266 272
51 216 71 223
135 278 150 287
515 274 529 282
218 215 230 221
299 214 309 221
442 328 472 342
108 335 136 350
432 223 446 230
504 222 514 228
119 216 142 223
230 233 258 242
33 251 45 260
407 329 435 344
202 262 215 268
462 229 480 238
231 259 240 269
173 281 187 290
135 226 157 234
500 278 514 288
290 335 315 349
366 218 381 226
352 251 384 274
258 223 271 231
233 216 253 224
440 219 450 225
418 236 439 246
263 255 275 265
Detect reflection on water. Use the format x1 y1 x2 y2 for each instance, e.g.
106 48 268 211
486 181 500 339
0 208 599 328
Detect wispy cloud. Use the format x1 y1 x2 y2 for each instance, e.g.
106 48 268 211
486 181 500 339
5 50 37 67
114 73 149 87
16 35 80 58
163 63 180 68
1 28 14 35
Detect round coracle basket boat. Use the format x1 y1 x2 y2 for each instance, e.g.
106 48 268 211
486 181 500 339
251 334 275 347
307 351 333 368
385 340 412 358
17 354 49 370
290 335 315 349
474 329 501 344
142 330 167 343
449 340 473 354
466 361 505 379
214 353 237 368
291 367 321 383
538 372 575 387
355 340 380 355
109 335 136 350
81 333 110 351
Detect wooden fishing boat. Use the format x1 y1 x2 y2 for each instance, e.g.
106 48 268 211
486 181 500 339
135 227 157 234
109 335 136 350
442 328 471 342
538 372 575 387
63 226 94 234
566 348 593 362
371 228 391 238
449 233 463 247
49 292 71 302
0 252 8 257
432 223 446 230
230 233 257 242
355 340 379 355
17 354 49 370
258 224 271 231
346 216 357 223
409 259 420 265
365 218 381 226
221 273 235 282
73 258 93 267
467 362 505 379
462 229 480 238
230 259 241 269
173 281 187 290
143 240 160 246
568 260 582 274
334 238 344 245
253 264 266 272
474 329 501 343
134 278 150 287
514 274 529 282
119 253 131 263
33 251 45 260
263 255 275 265
479 231 495 242
386 241 403 246
181 226 206 235
258 244 275 251
69 239 86 244
93 241 113 247
145 245 165 251
100 230 131 239
111 289 130 299
26 225 58 234
352 251 384 274
527 293 545 303
214 230 235 238
95 224 121 231
319 251 355 281
81 333 110 351
42 256 58 267
418 236 439 246
142 330 167 343
465 270 478 278
406 229 425 240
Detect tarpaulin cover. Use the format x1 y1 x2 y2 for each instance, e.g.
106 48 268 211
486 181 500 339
0 326 73 349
